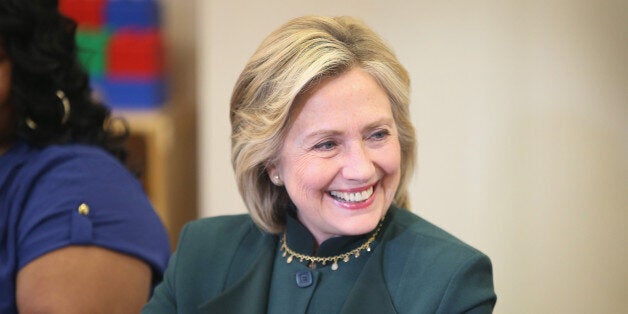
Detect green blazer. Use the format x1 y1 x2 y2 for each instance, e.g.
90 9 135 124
143 208 496 313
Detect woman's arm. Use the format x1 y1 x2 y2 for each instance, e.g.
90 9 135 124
16 246 151 314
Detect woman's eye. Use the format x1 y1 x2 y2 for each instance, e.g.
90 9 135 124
313 140 336 151
369 129 390 140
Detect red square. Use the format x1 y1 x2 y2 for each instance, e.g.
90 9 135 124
107 29 163 78
59 0 106 28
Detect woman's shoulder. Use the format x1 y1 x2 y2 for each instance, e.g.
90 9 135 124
182 214 257 238
383 207 496 312
7 142 143 204
175 214 268 254
35 143 123 168
387 207 484 257
169 214 273 277
7 141 127 179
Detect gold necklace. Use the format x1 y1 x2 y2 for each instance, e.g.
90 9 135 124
280 221 383 271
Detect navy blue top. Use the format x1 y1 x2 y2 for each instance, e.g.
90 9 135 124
0 140 170 313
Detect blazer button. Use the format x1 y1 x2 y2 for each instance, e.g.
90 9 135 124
295 270 313 288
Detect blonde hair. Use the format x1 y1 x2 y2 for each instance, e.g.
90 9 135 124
230 15 416 233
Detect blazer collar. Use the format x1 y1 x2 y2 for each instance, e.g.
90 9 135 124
198 223 398 313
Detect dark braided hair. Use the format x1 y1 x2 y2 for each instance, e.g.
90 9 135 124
0 0 128 162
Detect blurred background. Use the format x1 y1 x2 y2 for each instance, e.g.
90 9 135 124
65 0 627 313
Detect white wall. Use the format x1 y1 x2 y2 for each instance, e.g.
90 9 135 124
197 1 627 313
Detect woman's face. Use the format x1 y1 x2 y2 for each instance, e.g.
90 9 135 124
270 67 401 244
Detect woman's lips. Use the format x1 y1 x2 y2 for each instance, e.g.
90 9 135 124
328 184 376 210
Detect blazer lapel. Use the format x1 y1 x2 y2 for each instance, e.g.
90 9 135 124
340 241 398 314
197 233 276 313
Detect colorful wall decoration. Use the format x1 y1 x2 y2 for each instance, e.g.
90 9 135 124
60 0 165 109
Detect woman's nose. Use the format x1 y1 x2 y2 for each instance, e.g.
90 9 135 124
341 142 376 182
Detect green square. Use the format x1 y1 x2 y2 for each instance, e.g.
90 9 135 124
76 28 110 76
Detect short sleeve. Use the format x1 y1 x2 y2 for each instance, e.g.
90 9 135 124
14 145 170 282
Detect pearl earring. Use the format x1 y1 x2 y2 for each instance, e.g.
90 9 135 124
273 175 282 185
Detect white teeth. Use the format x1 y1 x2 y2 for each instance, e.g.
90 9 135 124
330 186 373 203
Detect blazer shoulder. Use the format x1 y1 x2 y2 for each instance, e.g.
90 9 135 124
148 214 270 311
174 214 261 262
383 208 495 312
387 208 484 258
183 214 256 237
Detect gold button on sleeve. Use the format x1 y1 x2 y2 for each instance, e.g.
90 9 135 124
78 203 90 216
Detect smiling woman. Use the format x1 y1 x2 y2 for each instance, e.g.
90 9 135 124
144 15 497 313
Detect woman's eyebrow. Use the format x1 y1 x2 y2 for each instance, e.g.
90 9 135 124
302 129 342 142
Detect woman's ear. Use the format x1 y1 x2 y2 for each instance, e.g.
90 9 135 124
266 165 283 186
